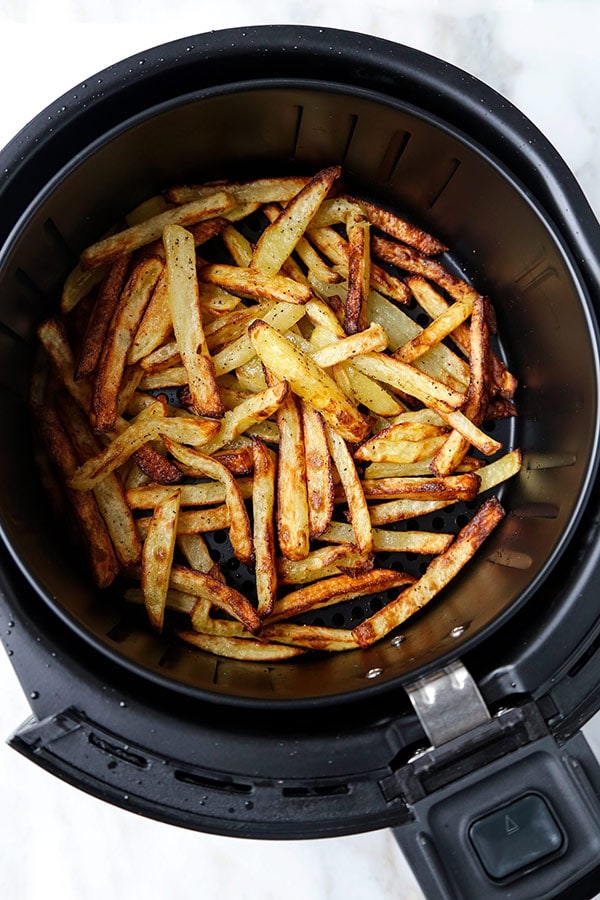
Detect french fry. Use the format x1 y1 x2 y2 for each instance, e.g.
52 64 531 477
38 405 118 588
310 322 389 368
369 497 458 526
161 439 253 565
277 544 370 585
92 257 163 432
354 497 505 646
141 488 181 632
344 214 371 334
175 630 306 661
37 317 91 411
211 301 306 376
76 255 131 379
326 424 373 556
127 269 172 365
301 402 334 538
199 381 290 455
169 566 260 633
265 569 415 625
167 175 311 206
61 261 107 314
476 449 522 494
126 477 253 509
260 622 358 652
344 195 447 255
317 522 454 555
80 192 235 269
393 295 473 364
359 473 480 501
248 319 369 442
163 224 223 419
268 390 309 561
177 533 224 583
136 506 230 537
252 166 340 275
200 264 314 305
252 439 278 616
57 393 141 567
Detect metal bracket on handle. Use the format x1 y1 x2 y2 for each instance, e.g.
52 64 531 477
405 659 491 748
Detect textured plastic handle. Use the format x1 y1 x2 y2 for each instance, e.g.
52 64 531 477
392 728 600 900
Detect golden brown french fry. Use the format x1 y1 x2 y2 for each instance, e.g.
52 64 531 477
260 622 358 652
76 255 131 379
212 301 306 376
137 506 230 537
301 402 334 538
127 269 172 365
163 224 223 419
200 264 314 305
363 458 483 479
344 214 371 334
344 195 448 255
221 224 254 267
368 497 457 525
175 630 306 660
351 352 465 411
37 318 91 411
354 434 449 465
176 533 224 582
326 424 373 556
141 488 181 632
169 566 260 633
248 319 369 443
124 586 196 615
167 176 311 206
393 295 473 364
252 439 278 617
60 261 107 314
199 381 290 455
353 497 505 646
92 257 163 432
277 544 370 585
360 473 480 501
38 405 118 588
476 449 522 494
252 166 340 275
57 393 141 567
274 392 310 561
161 439 253 565
265 569 415 624
310 323 389 368
80 192 235 269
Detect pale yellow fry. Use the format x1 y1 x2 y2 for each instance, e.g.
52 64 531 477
141 489 181 632
248 319 369 443
175 630 305 660
369 497 458 526
199 381 290 455
477 449 522 494
60 262 107 314
311 323 388 368
394 295 473 364
221 224 254 267
124 586 196 615
326 425 373 556
318 522 454 555
363 458 483 478
352 352 465 411
37 318 91 410
127 477 253 509
301 402 334 538
80 192 235 269
137 506 230 537
354 497 505 646
252 439 278 617
138 340 180 373
128 269 172 364
167 176 311 206
342 363 404 417
355 434 449 464
252 165 340 275
212 301 306 376
163 224 223 418
138 366 188 389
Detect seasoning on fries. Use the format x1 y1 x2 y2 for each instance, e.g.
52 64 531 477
33 166 521 662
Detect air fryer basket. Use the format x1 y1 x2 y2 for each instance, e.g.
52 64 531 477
0 79 597 704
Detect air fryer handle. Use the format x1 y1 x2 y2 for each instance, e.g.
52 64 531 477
391 729 600 900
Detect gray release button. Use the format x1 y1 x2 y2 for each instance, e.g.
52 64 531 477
469 794 564 880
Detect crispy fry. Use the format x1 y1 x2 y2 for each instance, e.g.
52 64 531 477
277 544 370 585
127 477 253 509
271 391 310 561
38 405 118 587
326 424 373 556
260 622 358 652
200 264 313 305
354 497 505 646
175 630 306 660
317 521 454 555
80 192 235 269
141 488 181 632
163 224 223 419
265 569 414 625
344 214 371 334
76 255 131 379
249 319 369 442
344 195 447 255
169 566 260 633
252 439 278 616
301 402 334 538
127 269 172 365
92 257 163 432
359 473 480 501
167 176 311 206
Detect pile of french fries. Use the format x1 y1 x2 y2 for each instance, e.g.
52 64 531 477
31 165 522 661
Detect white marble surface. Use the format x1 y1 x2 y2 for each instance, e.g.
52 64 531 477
1 2 600 899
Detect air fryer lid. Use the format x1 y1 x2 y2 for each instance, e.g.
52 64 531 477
0 67 599 707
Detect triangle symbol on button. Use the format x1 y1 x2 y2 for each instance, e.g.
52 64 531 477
505 815 520 835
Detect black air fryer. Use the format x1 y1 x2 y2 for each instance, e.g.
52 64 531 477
2 26 600 900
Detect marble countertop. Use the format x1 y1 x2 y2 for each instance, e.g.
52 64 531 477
1 3 599 899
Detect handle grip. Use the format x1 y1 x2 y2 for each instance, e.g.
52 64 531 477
392 726 600 900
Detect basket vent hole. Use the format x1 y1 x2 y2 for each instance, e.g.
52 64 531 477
331 612 345 627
